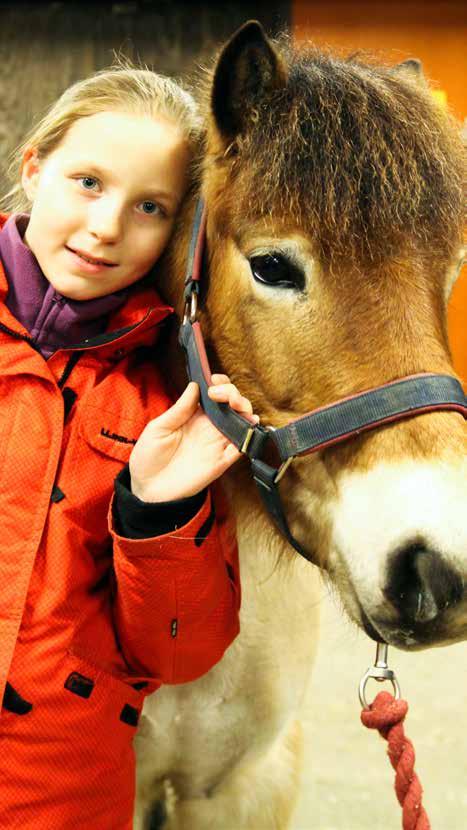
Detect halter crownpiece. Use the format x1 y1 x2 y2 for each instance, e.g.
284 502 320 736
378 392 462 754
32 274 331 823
179 199 467 561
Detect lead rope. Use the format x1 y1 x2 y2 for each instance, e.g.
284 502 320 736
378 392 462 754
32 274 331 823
359 644 431 830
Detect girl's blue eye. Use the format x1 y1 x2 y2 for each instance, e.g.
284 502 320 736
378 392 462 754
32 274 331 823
79 176 98 190
138 201 165 217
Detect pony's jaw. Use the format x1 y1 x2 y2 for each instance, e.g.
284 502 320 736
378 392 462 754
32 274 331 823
327 457 467 649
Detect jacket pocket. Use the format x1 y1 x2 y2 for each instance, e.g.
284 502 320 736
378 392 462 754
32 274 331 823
0 652 149 741
62 652 147 717
62 404 148 509
79 404 148 464
58 406 147 535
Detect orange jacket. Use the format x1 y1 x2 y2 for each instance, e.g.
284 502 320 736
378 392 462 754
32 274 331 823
0 214 240 828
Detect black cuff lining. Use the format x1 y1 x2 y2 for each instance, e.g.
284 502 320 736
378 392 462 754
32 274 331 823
113 465 207 539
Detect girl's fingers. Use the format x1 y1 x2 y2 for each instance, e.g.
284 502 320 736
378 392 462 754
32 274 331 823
208 382 260 424
208 383 253 415
210 373 231 385
149 382 200 432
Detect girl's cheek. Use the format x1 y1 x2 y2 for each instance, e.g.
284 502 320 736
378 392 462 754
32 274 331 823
48 183 78 214
138 225 167 258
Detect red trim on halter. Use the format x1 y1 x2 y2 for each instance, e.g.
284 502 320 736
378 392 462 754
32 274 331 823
299 402 466 457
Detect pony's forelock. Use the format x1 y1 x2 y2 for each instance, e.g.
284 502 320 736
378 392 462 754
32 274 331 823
202 37 465 273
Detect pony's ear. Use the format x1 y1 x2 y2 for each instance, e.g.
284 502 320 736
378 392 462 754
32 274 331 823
211 20 288 140
392 58 428 87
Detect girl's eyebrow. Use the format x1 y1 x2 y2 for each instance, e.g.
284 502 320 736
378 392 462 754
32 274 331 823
69 161 176 203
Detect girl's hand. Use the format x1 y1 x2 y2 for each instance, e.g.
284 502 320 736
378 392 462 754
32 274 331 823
129 374 259 503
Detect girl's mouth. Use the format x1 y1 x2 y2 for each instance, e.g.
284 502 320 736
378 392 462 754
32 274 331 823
66 246 118 272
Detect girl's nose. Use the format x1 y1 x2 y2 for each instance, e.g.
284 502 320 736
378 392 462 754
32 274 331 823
88 199 123 243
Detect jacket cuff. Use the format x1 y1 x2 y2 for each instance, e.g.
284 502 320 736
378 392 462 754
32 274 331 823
113 465 207 539
109 482 216 559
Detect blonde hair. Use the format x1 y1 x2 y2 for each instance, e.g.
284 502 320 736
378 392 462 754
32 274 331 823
2 57 202 212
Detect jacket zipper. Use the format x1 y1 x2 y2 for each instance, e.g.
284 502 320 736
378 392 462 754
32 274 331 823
58 352 82 389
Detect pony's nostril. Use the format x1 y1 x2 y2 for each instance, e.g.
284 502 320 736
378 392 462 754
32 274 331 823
384 543 463 625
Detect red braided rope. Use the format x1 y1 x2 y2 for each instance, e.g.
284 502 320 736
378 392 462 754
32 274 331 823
361 690 431 830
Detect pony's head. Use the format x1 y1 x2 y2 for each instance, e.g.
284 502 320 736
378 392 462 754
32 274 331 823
170 22 466 650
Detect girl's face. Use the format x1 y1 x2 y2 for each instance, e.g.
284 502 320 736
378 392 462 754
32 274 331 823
21 110 191 300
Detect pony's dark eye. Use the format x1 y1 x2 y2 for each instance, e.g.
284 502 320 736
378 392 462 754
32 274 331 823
249 254 305 290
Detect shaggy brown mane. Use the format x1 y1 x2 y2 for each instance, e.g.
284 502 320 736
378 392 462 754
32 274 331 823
201 36 465 272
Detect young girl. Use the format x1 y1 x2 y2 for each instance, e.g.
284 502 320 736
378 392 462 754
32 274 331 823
0 63 255 828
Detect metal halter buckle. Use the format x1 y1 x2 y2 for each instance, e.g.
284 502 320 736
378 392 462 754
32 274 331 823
359 642 401 710
240 427 255 455
274 456 294 483
183 290 199 325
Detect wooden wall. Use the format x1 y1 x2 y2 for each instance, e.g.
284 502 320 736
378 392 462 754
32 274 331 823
292 0 467 380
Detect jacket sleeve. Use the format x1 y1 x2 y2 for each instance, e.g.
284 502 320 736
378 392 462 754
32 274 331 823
108 482 241 686
113 465 207 539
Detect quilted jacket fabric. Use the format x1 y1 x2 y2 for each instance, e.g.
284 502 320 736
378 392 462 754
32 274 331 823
0 214 240 828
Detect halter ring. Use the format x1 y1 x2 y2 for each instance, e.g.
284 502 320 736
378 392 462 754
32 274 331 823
359 643 401 709
183 292 198 325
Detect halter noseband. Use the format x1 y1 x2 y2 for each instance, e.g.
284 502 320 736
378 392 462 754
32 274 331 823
179 200 467 561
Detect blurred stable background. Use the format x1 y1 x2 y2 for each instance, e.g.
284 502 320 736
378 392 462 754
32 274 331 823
1 2 465 829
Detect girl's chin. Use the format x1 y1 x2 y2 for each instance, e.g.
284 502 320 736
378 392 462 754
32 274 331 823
44 266 141 300
44 272 113 301
47 282 107 302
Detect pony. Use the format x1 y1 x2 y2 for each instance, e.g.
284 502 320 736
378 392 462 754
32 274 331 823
134 21 466 830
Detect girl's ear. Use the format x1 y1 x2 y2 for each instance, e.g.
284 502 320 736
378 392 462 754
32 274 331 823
21 148 41 201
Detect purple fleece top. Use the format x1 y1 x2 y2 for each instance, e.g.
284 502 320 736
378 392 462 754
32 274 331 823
0 214 128 358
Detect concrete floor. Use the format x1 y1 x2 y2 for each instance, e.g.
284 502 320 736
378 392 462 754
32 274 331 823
291 588 467 830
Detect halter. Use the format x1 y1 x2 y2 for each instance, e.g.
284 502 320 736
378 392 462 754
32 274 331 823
179 199 467 561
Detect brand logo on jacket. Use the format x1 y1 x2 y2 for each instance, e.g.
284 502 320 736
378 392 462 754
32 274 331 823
100 428 137 445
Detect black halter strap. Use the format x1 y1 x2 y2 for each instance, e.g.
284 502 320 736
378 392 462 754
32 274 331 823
179 199 467 560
